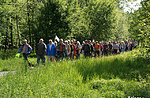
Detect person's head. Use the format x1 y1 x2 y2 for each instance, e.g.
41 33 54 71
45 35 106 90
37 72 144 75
105 42 107 45
71 40 73 44
96 41 98 44
40 39 44 44
85 40 88 44
49 39 52 45
65 40 67 45
109 41 111 44
60 39 63 44
68 40 70 44
54 41 57 46
24 39 27 45
82 41 85 44
92 40 95 43
73 39 76 44
89 40 91 44
77 41 80 45
99 42 102 45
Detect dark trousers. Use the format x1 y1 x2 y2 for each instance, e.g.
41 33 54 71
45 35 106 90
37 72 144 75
104 50 108 56
37 55 46 65
23 53 30 65
94 51 99 57
76 50 80 59
114 49 117 54
84 51 90 58
57 51 64 60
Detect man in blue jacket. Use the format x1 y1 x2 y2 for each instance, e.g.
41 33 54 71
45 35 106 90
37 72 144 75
18 39 32 66
46 40 57 62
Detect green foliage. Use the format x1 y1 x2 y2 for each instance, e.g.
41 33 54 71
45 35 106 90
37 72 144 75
67 0 129 41
0 49 18 60
0 51 149 97
128 0 150 57
37 0 70 42
0 0 130 50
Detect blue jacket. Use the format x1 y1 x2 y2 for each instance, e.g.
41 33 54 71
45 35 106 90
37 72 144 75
18 44 32 54
46 44 57 56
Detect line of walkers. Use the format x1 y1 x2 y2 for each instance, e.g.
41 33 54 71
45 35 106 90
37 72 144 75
18 39 137 66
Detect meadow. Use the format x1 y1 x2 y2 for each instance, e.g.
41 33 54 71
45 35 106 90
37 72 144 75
0 50 150 97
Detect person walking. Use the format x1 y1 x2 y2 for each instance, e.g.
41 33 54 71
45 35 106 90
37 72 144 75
103 42 109 56
72 40 77 59
76 41 82 59
89 40 94 57
94 41 100 57
82 40 90 58
67 40 71 59
120 41 125 53
46 40 57 62
113 42 119 54
56 39 66 60
18 39 32 66
99 42 103 57
36 39 46 66
108 41 113 55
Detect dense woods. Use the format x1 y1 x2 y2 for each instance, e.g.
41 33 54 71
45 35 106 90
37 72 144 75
0 0 149 55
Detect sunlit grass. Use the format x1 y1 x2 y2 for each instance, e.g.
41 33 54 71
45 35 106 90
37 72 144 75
0 50 149 97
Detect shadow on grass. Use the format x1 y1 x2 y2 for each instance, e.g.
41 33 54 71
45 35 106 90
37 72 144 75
74 56 150 97
75 56 150 82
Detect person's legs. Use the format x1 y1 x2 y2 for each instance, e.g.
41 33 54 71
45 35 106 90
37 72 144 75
97 51 100 57
41 55 46 64
84 51 87 58
78 53 80 59
114 49 117 54
23 53 30 66
47 56 50 62
37 55 41 65
94 51 96 57
23 53 28 60
70 53 72 59
51 56 56 62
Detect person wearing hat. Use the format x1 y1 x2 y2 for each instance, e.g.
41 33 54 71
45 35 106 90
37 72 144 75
89 40 94 57
113 42 119 54
94 41 100 57
56 39 66 60
76 41 82 59
46 39 57 62
36 39 46 65
18 39 32 66
108 41 113 55
82 40 90 58
103 42 109 56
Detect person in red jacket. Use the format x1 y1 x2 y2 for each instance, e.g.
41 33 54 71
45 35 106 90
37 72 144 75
72 39 76 59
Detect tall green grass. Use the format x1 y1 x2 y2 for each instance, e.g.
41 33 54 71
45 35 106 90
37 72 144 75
0 51 149 97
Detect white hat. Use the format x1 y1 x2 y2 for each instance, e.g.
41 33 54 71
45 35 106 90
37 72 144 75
40 38 44 41
49 39 52 42
24 39 27 42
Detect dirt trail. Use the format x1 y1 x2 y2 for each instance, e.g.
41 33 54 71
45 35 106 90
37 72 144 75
0 71 15 77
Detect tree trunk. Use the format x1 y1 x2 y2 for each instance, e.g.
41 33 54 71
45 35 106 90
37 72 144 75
10 22 13 49
16 15 20 47
27 0 31 45
5 31 8 52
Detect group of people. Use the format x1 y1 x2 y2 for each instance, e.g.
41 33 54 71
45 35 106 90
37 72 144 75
18 39 137 66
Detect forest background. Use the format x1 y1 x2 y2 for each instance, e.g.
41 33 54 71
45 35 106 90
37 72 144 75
0 0 149 56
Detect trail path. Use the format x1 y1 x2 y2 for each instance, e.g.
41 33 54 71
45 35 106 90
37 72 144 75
0 71 15 77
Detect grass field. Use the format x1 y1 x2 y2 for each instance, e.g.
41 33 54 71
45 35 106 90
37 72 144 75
0 50 150 97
